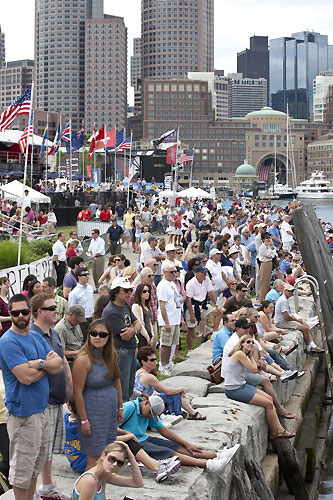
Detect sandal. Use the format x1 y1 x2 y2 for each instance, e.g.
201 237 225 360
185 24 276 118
277 412 295 419
271 430 295 440
285 344 298 356
188 411 207 421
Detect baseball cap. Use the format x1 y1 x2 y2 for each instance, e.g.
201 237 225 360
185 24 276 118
148 235 158 243
210 248 222 257
165 243 176 252
195 265 209 274
235 318 251 329
111 277 133 290
284 283 295 292
68 305 86 323
149 395 165 422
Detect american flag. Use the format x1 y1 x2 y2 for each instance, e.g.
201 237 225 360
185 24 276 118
258 163 271 182
178 150 194 164
61 121 71 142
115 136 132 151
0 86 32 132
18 112 34 155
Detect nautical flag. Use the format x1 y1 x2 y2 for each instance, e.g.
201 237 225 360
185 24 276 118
258 163 270 182
39 120 49 158
153 129 177 148
87 127 96 159
61 121 71 142
95 129 116 150
115 136 132 151
65 130 84 153
18 112 34 155
178 150 194 164
166 144 177 165
0 86 32 132
112 129 125 151
48 123 61 156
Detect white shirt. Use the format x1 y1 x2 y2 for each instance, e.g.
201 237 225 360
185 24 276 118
184 209 194 220
142 245 165 275
206 259 225 291
47 212 57 223
222 226 237 243
88 236 105 256
186 276 213 302
156 279 182 326
281 221 293 243
52 240 66 261
68 284 94 318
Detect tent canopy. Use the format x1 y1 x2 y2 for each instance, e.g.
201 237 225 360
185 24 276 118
0 180 51 203
178 187 210 199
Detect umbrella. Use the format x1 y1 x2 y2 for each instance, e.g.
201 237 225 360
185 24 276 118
146 188 158 195
7 170 24 177
72 174 89 181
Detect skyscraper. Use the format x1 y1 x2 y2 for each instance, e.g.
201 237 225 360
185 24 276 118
270 31 333 119
34 0 103 132
141 0 214 80
227 73 267 118
0 27 5 69
85 15 127 134
237 36 269 98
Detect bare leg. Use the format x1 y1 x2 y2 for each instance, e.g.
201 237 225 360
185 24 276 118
211 311 221 332
160 345 171 367
40 458 52 485
264 365 284 376
171 447 217 468
263 331 280 341
186 327 195 351
86 456 99 471
181 396 200 417
13 477 37 500
249 389 286 437
135 449 159 472
260 378 289 415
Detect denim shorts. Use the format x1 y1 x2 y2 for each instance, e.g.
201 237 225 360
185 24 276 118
141 436 180 460
225 383 256 403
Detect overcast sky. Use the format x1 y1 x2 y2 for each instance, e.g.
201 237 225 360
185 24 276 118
2 0 333 104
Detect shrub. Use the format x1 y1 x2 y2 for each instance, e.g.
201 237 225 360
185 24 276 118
0 239 52 269
28 240 53 257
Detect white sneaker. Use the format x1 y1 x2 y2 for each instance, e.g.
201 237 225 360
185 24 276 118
155 457 181 482
216 444 240 463
34 493 42 500
38 483 71 500
206 457 230 474
159 365 172 376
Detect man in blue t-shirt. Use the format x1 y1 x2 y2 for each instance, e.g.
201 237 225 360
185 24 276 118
0 294 62 500
212 313 236 362
268 220 281 248
119 396 240 474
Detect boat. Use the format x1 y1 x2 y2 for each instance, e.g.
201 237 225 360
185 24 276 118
268 183 296 199
295 171 333 199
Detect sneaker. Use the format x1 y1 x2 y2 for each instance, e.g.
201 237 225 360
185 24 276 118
159 365 172 376
216 444 240 462
34 493 42 500
38 483 71 500
296 370 305 378
280 370 298 383
154 458 181 483
206 457 232 474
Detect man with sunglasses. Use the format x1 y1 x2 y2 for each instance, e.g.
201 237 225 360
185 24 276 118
222 283 252 314
68 267 94 342
0 294 63 500
30 294 72 500
143 236 165 286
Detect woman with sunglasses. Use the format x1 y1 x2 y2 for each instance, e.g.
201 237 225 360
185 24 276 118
27 279 42 299
131 284 154 349
258 232 277 303
72 441 143 500
109 254 128 284
184 241 200 263
224 335 295 439
184 257 200 286
73 319 124 469
0 277 10 337
98 256 116 286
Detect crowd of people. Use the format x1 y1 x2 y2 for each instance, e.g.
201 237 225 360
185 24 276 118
0 193 326 500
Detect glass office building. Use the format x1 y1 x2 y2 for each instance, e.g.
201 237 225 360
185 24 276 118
270 31 333 119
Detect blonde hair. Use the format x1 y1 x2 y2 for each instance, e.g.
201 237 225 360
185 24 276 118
227 277 236 287
158 237 166 252
96 442 127 465
184 241 199 263
141 232 151 243
229 334 253 357
234 307 247 320
121 266 136 281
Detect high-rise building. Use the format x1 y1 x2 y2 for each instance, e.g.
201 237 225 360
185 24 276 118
141 0 214 80
0 60 34 111
130 38 142 117
237 36 269 97
270 30 333 119
35 0 103 132
0 27 5 68
188 71 229 120
227 73 267 118
85 15 127 135
324 85 333 127
313 70 333 122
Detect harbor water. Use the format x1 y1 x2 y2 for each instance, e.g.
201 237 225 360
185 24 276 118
318 415 333 499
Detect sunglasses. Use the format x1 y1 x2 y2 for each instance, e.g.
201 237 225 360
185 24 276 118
142 289 150 293
146 275 153 278
90 330 109 339
166 270 176 274
253 315 259 319
148 357 157 362
40 305 57 312
244 340 254 344
107 454 124 467
241 289 247 293
114 259 121 262
80 273 89 277
10 308 30 317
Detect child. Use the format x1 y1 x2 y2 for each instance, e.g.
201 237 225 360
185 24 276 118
64 400 87 473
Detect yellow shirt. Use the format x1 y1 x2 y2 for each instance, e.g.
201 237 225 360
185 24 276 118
123 213 134 230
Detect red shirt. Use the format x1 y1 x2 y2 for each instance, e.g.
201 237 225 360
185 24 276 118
99 210 111 221
66 246 77 260
174 213 182 229
78 210 91 221
286 275 296 286
38 215 48 225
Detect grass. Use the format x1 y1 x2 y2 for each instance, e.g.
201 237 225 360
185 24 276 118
57 225 77 239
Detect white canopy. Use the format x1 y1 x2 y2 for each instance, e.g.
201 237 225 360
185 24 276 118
0 180 51 203
178 187 210 199
158 190 175 199
0 130 52 147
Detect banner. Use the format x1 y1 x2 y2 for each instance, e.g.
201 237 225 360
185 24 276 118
2 256 55 295
164 172 173 190
86 164 92 181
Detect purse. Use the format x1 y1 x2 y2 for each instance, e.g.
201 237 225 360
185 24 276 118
207 356 223 384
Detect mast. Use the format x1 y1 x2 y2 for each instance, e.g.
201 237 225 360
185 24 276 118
69 119 72 191
172 128 180 204
286 104 289 188
104 123 107 182
127 131 133 208
273 134 276 195
45 113 49 182
30 111 34 186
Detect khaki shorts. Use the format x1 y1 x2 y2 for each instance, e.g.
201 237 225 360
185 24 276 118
46 404 65 461
160 325 180 347
275 320 300 330
7 410 49 489
185 304 215 328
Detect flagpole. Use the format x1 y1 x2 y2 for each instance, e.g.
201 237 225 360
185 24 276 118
104 123 107 183
189 153 194 188
45 113 49 182
123 127 126 186
114 126 117 183
30 111 34 186
18 82 34 266
172 128 179 205
69 119 72 192
127 131 133 208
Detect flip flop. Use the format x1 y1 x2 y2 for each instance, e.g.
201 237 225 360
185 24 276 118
285 344 298 356
278 412 295 419
188 411 207 421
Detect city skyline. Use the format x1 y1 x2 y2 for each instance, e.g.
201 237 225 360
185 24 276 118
2 0 333 106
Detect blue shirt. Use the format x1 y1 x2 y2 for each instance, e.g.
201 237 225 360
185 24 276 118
265 289 281 304
212 325 234 362
119 398 163 442
0 329 51 417
280 259 291 274
63 271 77 292
269 226 280 247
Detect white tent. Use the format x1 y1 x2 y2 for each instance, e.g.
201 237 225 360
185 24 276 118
0 130 52 147
178 187 210 199
159 190 175 199
0 180 51 203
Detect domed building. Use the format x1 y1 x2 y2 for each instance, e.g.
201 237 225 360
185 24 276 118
233 159 257 193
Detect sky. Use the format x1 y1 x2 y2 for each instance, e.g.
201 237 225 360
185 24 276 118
2 0 333 104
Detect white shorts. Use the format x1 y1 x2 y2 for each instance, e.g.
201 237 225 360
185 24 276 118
185 304 215 328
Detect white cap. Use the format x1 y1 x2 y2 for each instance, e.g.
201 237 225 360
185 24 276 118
110 277 133 290
210 248 222 257
165 244 176 252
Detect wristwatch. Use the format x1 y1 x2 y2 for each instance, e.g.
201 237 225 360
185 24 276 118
37 359 45 369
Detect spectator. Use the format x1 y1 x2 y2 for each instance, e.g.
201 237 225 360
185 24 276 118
0 277 11 337
198 218 211 253
52 232 67 287
212 313 236 363
93 295 110 320
47 208 57 232
281 215 294 252
0 294 62 500
54 305 85 364
98 256 116 286
68 268 94 342
97 285 110 297
109 254 129 283
66 240 80 264
27 278 42 299
206 248 226 300
222 283 251 314
131 284 154 349
66 231 83 254
258 232 277 302
142 236 166 286
129 267 158 341
184 256 200 286
41 277 68 322
30 293 72 500
87 229 105 292
99 205 111 222
265 279 285 305
63 256 84 300
184 241 200 263
285 268 296 286
102 277 141 402
123 207 134 250
106 219 123 255
120 266 137 284
73 319 124 469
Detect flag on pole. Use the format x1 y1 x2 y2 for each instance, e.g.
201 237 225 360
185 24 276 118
87 127 96 159
115 136 132 151
258 163 270 182
77 121 84 138
39 120 49 158
95 129 116 150
61 121 71 142
153 129 177 148
0 86 32 132
66 130 84 153
178 150 194 164
166 144 177 165
112 129 125 151
18 112 34 155
48 123 61 156
87 126 105 158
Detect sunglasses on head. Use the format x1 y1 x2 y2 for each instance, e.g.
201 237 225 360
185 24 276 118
10 308 30 317
107 454 124 467
90 330 109 339
40 305 57 312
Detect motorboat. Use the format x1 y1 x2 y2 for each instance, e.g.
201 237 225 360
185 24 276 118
268 183 296 199
295 171 333 199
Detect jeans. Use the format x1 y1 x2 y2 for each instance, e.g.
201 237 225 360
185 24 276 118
265 348 292 371
116 347 137 402
0 423 9 479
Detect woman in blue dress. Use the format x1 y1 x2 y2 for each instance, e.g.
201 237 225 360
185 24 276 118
73 319 124 469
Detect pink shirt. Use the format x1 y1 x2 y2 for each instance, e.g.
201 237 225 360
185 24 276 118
185 276 213 302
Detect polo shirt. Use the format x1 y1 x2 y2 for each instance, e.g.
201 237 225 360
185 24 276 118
88 236 105 256
275 294 291 324
280 259 291 274
186 276 213 303
119 398 163 442
223 295 251 313
68 284 94 318
268 226 280 247
52 240 66 262
106 225 123 241
212 325 234 362
102 302 137 350
206 260 223 291
55 317 83 352
63 271 77 291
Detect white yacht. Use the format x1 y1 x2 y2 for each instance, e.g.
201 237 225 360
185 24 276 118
295 171 333 199
268 183 296 199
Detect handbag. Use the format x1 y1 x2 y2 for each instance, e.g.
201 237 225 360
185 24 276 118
207 356 223 384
